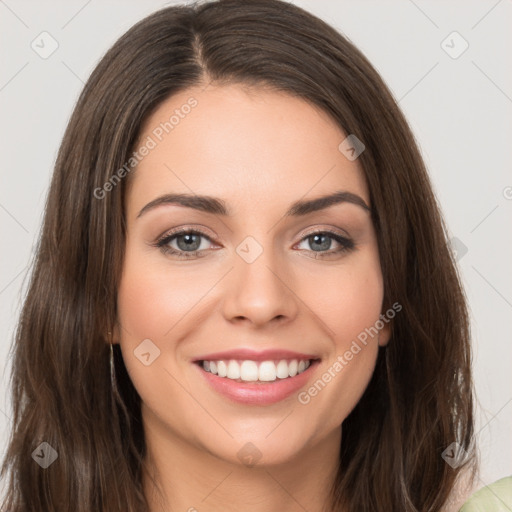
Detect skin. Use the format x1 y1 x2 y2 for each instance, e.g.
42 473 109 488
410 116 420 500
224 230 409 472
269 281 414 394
113 83 391 512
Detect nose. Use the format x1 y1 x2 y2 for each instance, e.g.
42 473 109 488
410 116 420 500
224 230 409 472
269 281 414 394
221 239 299 328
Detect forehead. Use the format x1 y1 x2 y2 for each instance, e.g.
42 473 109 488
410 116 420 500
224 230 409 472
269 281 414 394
126 83 369 218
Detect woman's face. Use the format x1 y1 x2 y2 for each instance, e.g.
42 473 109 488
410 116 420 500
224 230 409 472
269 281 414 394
116 83 390 467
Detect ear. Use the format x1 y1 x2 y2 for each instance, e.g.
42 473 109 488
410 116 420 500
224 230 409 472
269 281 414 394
378 320 392 347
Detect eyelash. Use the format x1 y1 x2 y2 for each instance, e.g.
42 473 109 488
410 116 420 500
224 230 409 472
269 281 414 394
153 227 355 259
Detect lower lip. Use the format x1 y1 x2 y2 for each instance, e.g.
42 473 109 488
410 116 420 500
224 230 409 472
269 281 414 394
193 360 320 406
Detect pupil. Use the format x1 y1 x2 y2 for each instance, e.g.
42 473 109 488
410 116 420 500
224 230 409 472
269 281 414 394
178 234 200 251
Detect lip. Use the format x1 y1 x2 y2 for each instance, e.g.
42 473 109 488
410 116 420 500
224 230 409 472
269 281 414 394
192 348 319 363
192 358 321 406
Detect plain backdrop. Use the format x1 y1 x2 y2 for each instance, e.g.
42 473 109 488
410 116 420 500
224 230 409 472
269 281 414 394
1 0 511 498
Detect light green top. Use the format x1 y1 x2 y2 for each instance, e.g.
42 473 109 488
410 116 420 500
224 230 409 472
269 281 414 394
459 476 512 511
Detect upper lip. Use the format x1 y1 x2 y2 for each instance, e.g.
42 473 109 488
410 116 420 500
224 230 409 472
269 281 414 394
192 348 320 363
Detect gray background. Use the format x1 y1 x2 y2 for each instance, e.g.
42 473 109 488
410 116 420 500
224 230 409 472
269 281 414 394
1 0 511 498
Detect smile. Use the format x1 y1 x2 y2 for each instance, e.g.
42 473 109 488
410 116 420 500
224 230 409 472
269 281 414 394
193 357 321 406
198 358 314 382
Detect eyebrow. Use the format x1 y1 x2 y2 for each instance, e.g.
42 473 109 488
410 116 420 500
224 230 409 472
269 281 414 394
137 190 371 219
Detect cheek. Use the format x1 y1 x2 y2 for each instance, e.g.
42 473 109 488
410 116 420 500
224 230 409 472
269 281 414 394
117 244 200 340
313 252 384 347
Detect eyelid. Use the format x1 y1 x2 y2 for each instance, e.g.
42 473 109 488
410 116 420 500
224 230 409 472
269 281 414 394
155 224 217 243
295 224 352 240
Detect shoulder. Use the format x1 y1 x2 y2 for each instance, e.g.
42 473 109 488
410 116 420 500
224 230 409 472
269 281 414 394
458 476 512 511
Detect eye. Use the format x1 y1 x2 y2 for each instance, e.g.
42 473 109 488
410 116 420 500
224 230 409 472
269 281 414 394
155 229 215 259
153 228 355 259
295 230 354 258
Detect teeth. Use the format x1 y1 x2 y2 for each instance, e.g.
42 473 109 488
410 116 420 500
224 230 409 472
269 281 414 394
259 361 277 382
201 358 312 382
240 360 258 381
227 360 240 379
288 359 298 377
217 361 227 377
276 360 289 379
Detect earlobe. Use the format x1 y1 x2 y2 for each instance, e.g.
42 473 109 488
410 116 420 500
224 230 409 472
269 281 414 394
378 321 392 347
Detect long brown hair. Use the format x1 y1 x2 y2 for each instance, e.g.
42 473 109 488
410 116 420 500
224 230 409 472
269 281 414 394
1 0 477 510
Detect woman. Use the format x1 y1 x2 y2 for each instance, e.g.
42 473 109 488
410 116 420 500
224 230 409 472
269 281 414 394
0 0 479 510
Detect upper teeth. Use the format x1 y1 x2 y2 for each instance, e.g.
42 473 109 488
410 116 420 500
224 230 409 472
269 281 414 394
202 359 312 382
